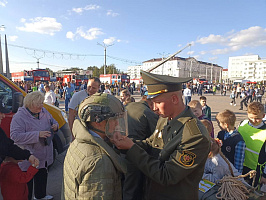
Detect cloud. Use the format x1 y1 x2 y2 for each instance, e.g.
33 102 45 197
8 35 18 42
197 34 227 45
196 26 266 55
17 17 62 36
103 37 116 45
187 51 194 56
20 18 26 23
72 4 100 14
106 10 119 17
66 31 75 40
209 56 218 61
102 37 128 45
0 0 7 7
66 27 104 40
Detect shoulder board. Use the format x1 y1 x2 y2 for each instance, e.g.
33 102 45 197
186 118 201 135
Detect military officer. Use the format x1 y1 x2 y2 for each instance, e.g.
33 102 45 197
113 70 211 200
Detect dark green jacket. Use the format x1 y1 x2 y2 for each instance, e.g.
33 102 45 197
126 100 159 140
126 107 210 200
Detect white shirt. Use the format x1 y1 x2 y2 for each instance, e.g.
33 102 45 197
103 89 111 94
69 90 88 110
44 90 56 105
183 88 192 97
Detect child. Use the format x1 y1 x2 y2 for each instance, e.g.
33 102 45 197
200 96 212 121
199 120 242 183
189 100 214 138
216 110 245 173
230 87 236 106
238 102 266 186
0 157 38 200
203 137 242 183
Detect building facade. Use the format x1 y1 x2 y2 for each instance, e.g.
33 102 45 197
228 55 266 82
127 56 223 83
222 69 229 84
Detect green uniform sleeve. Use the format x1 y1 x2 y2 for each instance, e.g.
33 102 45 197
126 119 210 186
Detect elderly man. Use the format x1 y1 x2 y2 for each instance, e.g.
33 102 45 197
113 71 210 200
68 77 100 135
63 93 127 199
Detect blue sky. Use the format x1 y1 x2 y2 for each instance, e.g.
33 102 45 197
0 0 266 73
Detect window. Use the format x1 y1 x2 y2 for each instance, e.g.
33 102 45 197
0 80 13 111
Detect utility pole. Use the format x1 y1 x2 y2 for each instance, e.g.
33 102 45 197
33 55 43 69
4 34 10 79
97 42 113 75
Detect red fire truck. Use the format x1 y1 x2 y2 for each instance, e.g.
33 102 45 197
11 69 50 83
99 74 130 84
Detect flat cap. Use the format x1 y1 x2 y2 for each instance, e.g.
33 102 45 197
141 70 192 98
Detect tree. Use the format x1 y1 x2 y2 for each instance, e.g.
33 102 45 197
87 66 100 77
63 67 82 72
99 64 120 74
46 68 54 77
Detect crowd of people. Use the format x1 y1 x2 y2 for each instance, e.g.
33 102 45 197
1 74 266 200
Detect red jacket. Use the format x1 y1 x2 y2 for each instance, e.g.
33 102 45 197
0 162 38 200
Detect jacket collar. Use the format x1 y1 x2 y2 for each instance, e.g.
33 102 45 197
73 119 127 174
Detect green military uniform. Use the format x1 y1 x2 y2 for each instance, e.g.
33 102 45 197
123 100 159 200
125 71 210 200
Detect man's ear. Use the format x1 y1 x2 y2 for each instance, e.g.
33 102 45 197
171 94 179 105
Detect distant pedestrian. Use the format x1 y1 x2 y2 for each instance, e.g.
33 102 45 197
183 84 192 105
44 85 56 105
200 96 212 121
63 82 75 112
230 87 236 106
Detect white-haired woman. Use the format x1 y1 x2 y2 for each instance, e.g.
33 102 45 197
10 91 58 200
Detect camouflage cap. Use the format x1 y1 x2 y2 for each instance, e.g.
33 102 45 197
141 70 192 98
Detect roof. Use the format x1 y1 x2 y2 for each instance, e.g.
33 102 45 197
143 56 223 68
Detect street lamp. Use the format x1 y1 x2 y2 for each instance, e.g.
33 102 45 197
97 42 113 75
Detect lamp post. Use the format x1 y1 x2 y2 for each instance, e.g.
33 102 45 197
97 42 113 75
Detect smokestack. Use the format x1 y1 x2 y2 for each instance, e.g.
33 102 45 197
5 34 10 79
0 35 3 74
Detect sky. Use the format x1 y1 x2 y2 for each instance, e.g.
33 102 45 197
0 0 266 73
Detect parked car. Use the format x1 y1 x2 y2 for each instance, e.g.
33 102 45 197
0 74 72 159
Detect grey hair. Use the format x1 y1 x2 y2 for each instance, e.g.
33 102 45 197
24 91 44 108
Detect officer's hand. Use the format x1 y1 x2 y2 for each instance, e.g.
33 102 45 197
112 135 134 150
28 155 39 168
51 124 58 132
39 131 51 138
260 176 266 185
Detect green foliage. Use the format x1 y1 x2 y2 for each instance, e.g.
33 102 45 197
87 64 121 77
62 67 82 72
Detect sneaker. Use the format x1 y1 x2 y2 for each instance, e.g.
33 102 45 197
234 104 237 106
34 195 54 200
239 108 243 110
230 103 233 105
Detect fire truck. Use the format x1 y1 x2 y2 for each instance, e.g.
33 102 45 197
11 69 50 83
99 74 130 84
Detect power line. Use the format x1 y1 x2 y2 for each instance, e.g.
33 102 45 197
2 42 142 64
